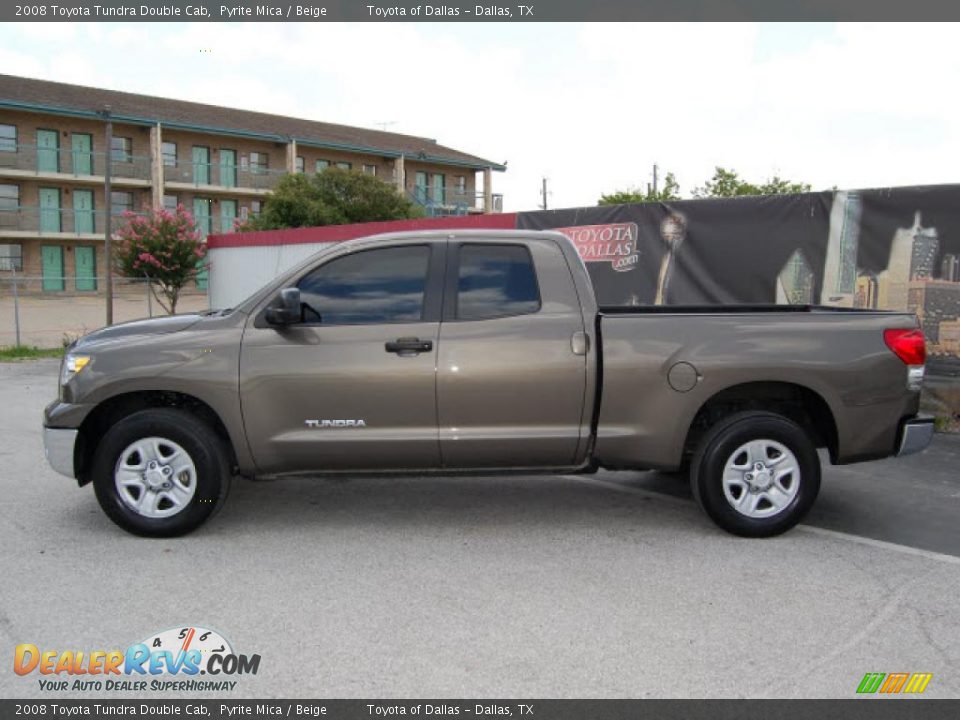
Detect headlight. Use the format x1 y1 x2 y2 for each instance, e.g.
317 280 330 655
61 354 91 385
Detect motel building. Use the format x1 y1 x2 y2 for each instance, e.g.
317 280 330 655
0 73 505 294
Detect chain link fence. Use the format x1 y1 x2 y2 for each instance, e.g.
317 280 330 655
0 275 209 348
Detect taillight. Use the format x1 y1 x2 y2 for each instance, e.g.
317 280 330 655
883 328 926 366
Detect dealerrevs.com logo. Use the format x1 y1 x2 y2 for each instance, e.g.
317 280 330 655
14 626 260 692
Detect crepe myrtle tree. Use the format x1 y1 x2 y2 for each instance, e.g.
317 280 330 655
114 205 207 315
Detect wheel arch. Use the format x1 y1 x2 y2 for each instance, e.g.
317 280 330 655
75 391 237 486
683 381 839 465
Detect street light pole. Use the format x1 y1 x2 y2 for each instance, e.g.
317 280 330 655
102 105 114 326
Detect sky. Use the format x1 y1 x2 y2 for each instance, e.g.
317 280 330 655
2 21 959 211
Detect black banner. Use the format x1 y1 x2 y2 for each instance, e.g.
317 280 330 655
4 699 960 720
5 0 960 22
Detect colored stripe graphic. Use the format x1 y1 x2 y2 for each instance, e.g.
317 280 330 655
857 672 932 694
880 673 909 693
857 673 886 694
904 673 933 694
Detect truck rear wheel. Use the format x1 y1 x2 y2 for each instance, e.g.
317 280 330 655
690 411 820 537
92 408 232 537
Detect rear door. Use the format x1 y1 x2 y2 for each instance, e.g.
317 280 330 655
436 238 588 468
240 241 446 474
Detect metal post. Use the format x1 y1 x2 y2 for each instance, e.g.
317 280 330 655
145 274 153 317
102 105 114 326
11 266 21 347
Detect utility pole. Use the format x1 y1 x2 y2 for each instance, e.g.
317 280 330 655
102 105 114 326
540 177 549 210
652 163 659 195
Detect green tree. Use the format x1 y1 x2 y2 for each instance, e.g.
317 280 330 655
243 168 424 231
598 172 681 205
114 205 207 315
692 167 811 198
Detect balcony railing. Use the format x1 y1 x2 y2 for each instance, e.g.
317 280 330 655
408 186 504 216
0 143 152 182
0 206 147 235
164 162 286 191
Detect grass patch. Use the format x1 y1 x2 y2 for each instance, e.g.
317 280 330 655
0 345 65 362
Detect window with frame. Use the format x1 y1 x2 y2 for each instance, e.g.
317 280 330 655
111 137 133 163
111 191 134 215
456 244 541 321
0 184 19 211
249 152 269 172
335 161 352 170
455 175 466 194
0 243 23 271
362 164 377 176
315 159 329 172
295 156 305 173
161 142 177 167
0 124 16 153
163 194 178 211
297 245 431 325
250 199 262 215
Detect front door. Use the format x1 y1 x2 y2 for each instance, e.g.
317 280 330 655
432 173 445 204
193 198 212 289
192 146 210 185
71 133 93 175
220 199 237 233
37 130 59 173
436 240 588 468
414 171 428 204
73 189 94 234
239 242 444 474
219 149 236 188
41 245 64 291
74 246 97 291
39 188 61 232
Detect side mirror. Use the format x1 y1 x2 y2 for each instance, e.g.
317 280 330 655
264 287 302 325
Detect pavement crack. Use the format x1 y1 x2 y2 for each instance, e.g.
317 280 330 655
783 566 938 695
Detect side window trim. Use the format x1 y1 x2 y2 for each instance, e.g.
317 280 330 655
442 241 542 322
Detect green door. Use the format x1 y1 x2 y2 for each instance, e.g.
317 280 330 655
71 133 93 175
41 245 64 291
73 189 94 234
192 146 210 185
219 149 236 188
39 188 61 233
432 173 445 204
37 130 60 173
74 246 97 291
414 171 428 203
220 199 237 233
193 198 211 289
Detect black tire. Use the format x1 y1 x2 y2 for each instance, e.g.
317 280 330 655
690 411 820 538
92 408 232 537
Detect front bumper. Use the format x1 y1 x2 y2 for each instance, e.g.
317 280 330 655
43 427 77 478
896 416 935 457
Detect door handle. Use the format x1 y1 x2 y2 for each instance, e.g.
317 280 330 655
385 337 433 354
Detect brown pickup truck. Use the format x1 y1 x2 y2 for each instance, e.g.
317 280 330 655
43 230 933 538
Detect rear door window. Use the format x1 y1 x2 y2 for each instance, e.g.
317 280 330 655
456 244 541 320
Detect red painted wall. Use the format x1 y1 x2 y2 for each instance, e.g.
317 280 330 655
207 213 518 249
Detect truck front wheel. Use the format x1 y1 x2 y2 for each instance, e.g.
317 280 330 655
92 408 232 537
690 411 820 537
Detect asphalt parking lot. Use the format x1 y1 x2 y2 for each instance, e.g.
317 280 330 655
1 358 959 699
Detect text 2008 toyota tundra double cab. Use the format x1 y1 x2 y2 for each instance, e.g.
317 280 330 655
43 230 934 538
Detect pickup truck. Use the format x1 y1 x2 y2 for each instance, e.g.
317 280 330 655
43 230 934 538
